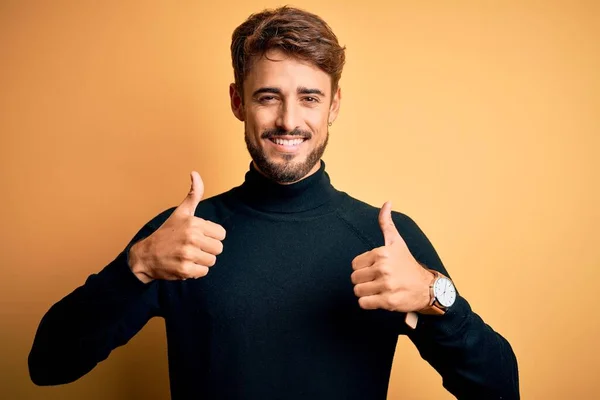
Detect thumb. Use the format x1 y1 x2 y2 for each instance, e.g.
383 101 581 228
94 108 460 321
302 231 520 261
177 171 204 216
378 200 401 246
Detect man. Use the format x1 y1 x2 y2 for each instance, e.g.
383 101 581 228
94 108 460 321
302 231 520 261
29 6 519 399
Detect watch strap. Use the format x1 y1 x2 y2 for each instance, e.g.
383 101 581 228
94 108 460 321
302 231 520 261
418 269 449 315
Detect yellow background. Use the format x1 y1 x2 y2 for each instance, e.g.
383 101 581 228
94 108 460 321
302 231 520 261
1 1 598 399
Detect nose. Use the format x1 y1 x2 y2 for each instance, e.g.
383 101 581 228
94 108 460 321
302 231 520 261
275 102 300 133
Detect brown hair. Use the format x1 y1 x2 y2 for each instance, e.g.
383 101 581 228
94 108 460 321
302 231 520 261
231 6 346 99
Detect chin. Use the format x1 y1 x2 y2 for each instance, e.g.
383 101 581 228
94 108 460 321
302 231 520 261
265 159 309 181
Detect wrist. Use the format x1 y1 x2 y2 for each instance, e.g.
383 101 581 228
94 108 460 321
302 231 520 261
418 267 436 311
128 239 153 284
418 268 457 315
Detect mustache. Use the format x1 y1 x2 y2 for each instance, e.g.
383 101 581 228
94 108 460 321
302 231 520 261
261 127 312 140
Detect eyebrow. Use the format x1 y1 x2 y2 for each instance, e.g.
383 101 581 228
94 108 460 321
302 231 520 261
298 86 326 97
251 86 326 97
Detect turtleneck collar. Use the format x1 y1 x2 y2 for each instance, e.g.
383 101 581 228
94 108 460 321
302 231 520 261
234 160 337 214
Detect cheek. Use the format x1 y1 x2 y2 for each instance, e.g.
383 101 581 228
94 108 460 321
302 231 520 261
305 111 328 132
248 108 276 132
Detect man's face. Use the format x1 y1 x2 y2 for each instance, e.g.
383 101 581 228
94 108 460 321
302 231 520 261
230 49 341 184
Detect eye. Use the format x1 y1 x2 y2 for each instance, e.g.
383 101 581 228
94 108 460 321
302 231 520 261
301 96 322 106
258 96 278 104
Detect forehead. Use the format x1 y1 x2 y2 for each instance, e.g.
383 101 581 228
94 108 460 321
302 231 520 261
243 49 331 95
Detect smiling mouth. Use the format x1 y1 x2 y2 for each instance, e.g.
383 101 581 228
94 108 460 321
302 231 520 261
269 137 306 146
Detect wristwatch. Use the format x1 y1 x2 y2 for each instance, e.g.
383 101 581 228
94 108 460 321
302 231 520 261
418 269 457 315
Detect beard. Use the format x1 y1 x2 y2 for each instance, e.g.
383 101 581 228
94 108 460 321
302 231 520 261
245 126 329 184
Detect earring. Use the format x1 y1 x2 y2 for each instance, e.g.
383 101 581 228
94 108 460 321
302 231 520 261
328 121 333 127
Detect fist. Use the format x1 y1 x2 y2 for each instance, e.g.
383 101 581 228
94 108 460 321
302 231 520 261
350 201 433 313
129 171 227 283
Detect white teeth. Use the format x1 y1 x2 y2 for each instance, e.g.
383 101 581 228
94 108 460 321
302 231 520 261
273 138 304 146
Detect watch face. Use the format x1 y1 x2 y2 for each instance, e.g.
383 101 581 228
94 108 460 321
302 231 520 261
433 277 457 308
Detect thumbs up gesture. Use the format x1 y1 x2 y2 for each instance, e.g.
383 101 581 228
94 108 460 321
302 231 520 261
129 172 227 283
350 201 434 313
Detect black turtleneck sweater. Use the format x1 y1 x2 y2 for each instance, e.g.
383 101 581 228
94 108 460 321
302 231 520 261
29 161 519 399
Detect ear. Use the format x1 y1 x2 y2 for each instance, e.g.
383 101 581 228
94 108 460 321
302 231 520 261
230 83 245 122
328 86 342 124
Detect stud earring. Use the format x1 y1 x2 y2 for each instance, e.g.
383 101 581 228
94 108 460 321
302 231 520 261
328 121 333 127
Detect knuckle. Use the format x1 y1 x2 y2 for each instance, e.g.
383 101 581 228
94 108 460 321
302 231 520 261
377 248 390 259
382 279 394 292
176 247 187 262
384 295 395 309
197 218 209 230
180 246 194 261
182 227 195 243
177 263 190 278
378 264 391 277
386 295 400 310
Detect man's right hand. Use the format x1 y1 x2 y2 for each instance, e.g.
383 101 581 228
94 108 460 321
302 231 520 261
128 171 227 283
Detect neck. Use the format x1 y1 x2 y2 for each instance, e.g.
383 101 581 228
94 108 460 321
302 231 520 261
235 160 336 214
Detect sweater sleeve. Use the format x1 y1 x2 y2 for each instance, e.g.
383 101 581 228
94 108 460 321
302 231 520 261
28 208 175 386
394 212 520 400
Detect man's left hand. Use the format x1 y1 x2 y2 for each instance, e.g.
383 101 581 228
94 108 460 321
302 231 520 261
351 201 434 312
